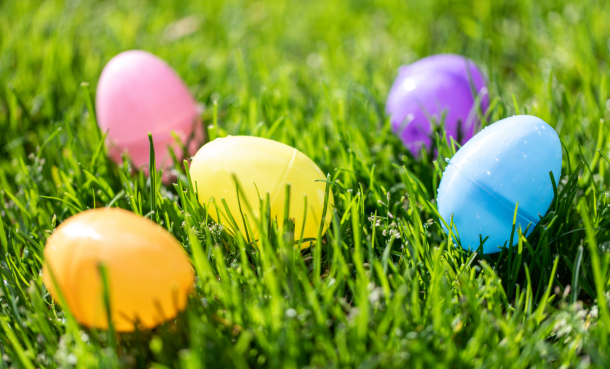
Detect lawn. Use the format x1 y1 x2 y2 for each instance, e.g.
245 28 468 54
1 0 610 367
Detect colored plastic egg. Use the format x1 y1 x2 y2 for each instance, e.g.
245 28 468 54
42 208 193 331
189 136 333 245
436 115 562 254
96 50 204 172
386 54 489 155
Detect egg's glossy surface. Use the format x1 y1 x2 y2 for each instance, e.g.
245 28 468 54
42 208 193 331
190 136 333 244
386 54 488 155
437 115 562 254
96 50 204 171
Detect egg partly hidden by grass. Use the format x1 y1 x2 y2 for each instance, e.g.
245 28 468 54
437 115 562 254
189 136 333 245
386 54 488 156
96 50 204 173
43 208 194 332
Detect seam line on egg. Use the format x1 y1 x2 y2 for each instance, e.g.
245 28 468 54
446 159 538 225
268 149 298 214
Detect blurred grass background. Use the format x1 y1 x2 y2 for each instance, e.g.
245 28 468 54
1 0 610 367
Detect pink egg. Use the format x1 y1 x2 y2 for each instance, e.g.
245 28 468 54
96 50 204 174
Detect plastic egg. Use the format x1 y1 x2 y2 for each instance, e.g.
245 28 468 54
436 115 562 254
96 50 204 172
42 208 193 331
386 54 489 155
189 136 333 245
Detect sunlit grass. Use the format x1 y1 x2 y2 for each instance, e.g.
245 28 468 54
1 0 610 367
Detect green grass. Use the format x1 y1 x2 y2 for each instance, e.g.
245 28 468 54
1 0 610 367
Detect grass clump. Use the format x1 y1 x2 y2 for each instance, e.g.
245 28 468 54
1 0 610 367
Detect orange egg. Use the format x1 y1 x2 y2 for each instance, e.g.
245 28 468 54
42 208 193 332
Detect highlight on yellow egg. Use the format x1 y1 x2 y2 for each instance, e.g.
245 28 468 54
189 136 333 246
42 208 194 332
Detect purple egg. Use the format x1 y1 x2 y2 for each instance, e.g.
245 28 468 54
386 54 489 155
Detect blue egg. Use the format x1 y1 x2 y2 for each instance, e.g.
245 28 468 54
436 115 562 254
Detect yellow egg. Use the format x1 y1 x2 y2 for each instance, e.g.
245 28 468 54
42 208 193 332
190 136 333 245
